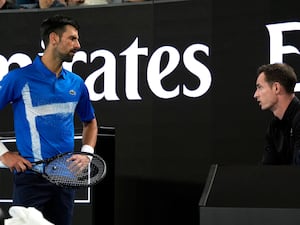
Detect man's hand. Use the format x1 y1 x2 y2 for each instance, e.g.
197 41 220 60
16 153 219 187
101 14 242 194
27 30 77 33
67 153 90 173
0 0 6 8
0 152 32 172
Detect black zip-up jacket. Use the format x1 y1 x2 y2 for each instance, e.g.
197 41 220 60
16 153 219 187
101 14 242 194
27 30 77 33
263 97 300 165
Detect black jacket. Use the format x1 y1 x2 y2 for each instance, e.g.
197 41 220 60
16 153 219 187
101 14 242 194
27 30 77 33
263 97 300 165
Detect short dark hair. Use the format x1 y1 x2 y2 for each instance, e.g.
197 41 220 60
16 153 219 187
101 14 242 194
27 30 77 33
40 15 80 47
257 63 297 93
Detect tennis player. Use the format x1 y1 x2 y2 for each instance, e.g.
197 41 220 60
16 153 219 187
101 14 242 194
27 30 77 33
0 15 98 225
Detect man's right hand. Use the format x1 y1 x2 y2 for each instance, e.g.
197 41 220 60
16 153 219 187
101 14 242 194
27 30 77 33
0 152 32 172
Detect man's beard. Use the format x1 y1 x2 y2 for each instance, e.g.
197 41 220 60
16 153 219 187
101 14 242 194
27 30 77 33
60 50 76 62
61 53 74 62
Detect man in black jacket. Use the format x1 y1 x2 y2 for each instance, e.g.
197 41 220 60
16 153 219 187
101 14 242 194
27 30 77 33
254 63 300 165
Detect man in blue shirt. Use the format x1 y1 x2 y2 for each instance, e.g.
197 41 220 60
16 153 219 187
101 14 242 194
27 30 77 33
0 15 98 225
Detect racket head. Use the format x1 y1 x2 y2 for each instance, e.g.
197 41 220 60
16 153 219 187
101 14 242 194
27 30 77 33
41 152 106 188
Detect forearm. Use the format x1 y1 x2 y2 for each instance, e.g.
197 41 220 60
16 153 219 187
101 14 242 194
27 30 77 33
81 118 98 149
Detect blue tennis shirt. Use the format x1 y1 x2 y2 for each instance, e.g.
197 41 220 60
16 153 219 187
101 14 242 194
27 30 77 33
0 56 95 162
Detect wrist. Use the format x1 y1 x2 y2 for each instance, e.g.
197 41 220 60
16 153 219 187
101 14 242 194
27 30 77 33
81 145 94 161
81 144 94 154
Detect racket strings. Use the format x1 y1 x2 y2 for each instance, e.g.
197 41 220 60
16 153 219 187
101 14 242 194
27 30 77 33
44 153 106 188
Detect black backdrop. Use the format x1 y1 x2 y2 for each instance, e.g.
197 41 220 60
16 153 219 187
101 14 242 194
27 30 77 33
0 0 300 225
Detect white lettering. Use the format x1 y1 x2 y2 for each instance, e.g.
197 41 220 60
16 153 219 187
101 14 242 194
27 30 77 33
266 22 300 92
147 46 180 99
266 22 300 63
120 37 148 100
183 44 211 97
0 38 212 101
85 50 118 101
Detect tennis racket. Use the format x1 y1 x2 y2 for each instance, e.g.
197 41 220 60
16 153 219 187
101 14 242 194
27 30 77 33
0 151 106 188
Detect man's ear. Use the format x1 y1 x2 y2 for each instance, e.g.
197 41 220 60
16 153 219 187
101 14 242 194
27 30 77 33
273 82 281 94
49 32 59 45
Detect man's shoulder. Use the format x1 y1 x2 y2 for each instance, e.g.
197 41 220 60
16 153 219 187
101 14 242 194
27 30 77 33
3 63 33 80
292 103 300 127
